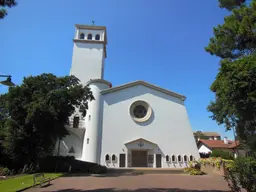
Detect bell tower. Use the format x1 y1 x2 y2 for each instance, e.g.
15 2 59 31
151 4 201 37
70 24 107 85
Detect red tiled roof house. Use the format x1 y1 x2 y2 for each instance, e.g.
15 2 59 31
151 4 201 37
197 137 240 155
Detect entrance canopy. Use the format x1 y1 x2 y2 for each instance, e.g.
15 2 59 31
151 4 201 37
125 138 158 150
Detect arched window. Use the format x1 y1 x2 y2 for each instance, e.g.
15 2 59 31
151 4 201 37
87 34 92 40
112 154 116 161
172 155 176 162
105 154 110 162
95 34 100 40
79 33 85 39
189 155 193 161
68 146 75 153
166 155 170 162
184 155 188 162
178 155 182 162
73 116 79 128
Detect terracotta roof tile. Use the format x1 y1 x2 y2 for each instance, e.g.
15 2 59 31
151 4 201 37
228 140 240 149
199 139 239 149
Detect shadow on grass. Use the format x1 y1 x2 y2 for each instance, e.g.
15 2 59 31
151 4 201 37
50 188 231 192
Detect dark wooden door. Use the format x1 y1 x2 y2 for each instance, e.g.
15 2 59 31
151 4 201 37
132 150 147 167
119 154 126 167
156 154 162 168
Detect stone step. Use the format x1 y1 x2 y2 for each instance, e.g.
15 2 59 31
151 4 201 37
107 168 184 175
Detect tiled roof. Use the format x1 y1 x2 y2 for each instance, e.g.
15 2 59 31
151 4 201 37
194 132 221 137
228 140 240 149
199 139 240 149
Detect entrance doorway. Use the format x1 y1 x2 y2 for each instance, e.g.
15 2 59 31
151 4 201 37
119 154 126 167
132 150 147 167
156 154 162 168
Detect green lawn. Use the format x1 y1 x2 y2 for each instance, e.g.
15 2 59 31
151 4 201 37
0 173 63 192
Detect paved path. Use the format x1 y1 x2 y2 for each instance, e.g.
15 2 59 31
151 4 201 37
26 174 232 192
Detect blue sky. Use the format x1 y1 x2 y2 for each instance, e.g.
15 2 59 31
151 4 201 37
0 0 234 139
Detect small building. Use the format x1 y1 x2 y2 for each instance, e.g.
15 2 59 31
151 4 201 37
197 138 255 159
197 137 239 154
194 131 221 141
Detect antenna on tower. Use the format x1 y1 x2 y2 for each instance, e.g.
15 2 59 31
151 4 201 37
92 20 95 25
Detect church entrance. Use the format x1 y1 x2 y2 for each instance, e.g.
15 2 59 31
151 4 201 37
131 150 147 167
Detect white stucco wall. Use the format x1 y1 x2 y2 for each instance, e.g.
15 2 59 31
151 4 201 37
198 143 212 154
70 42 105 85
81 81 110 163
100 84 200 168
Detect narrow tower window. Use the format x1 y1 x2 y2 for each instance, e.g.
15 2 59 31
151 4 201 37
73 116 79 128
189 155 193 161
178 155 182 162
105 154 110 162
184 155 188 162
79 33 85 39
95 34 100 40
172 155 176 162
166 155 170 162
112 154 116 162
87 34 92 40
87 138 89 144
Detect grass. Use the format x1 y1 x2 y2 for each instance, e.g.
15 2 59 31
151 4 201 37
0 172 63 192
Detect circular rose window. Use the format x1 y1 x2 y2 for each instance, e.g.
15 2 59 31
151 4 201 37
130 101 152 123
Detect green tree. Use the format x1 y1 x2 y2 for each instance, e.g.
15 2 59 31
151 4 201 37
0 73 93 167
0 0 17 19
205 0 256 151
211 149 234 160
219 0 246 10
224 157 256 192
193 131 208 142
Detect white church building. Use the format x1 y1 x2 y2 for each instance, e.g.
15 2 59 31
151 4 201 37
57 24 200 168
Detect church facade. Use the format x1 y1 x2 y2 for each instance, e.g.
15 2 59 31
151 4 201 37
57 24 200 168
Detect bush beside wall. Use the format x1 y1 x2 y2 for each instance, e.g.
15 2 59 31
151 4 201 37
211 149 234 160
38 156 108 174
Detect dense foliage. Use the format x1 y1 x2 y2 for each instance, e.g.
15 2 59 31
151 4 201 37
224 157 256 192
211 149 234 160
0 0 17 19
39 156 108 174
184 161 204 175
206 1 256 59
206 0 256 151
219 0 247 10
0 73 93 169
208 55 256 150
193 131 209 142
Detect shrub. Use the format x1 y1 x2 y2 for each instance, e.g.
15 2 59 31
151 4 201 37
199 157 224 169
0 167 10 176
184 161 204 175
211 149 234 160
224 157 256 192
39 156 108 174
188 160 201 170
89 165 108 174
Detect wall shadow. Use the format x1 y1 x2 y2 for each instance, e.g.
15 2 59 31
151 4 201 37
51 188 231 192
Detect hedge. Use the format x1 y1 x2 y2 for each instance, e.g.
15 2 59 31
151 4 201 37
38 156 107 174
